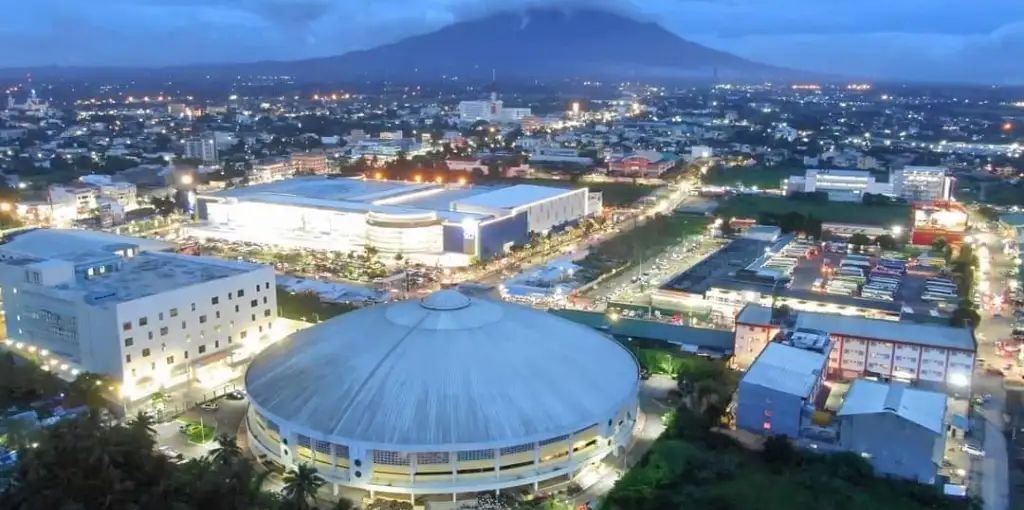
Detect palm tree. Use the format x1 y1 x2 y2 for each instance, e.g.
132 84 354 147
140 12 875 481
129 411 157 437
281 463 325 510
210 433 243 467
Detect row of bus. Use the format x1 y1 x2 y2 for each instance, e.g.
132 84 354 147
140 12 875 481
920 276 960 302
819 255 908 302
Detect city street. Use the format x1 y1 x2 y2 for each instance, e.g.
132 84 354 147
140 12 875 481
970 226 1016 510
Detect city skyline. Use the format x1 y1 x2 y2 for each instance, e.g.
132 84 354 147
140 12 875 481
0 0 1022 83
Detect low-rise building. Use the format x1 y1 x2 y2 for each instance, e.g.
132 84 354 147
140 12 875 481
734 304 976 394
290 151 329 175
736 338 830 438
607 151 679 177
248 157 295 184
837 380 948 483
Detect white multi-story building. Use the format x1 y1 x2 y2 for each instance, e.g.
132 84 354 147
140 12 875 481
290 151 329 175
0 230 277 401
47 179 139 222
893 166 952 201
248 157 295 184
184 134 219 164
785 169 893 202
458 93 532 123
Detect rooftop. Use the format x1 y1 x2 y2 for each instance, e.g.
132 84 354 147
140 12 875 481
742 342 826 398
736 304 975 351
74 252 263 304
452 184 579 211
549 309 734 353
0 229 173 261
838 379 946 434
245 290 639 448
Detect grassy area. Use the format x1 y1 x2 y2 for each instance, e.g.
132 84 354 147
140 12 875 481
479 177 658 206
577 215 711 276
178 417 216 444
276 288 358 323
603 356 971 510
703 165 803 189
716 195 911 227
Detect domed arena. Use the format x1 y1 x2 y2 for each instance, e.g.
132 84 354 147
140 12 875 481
244 289 640 499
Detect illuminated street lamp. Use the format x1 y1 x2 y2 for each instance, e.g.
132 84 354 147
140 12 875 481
891 225 904 237
179 174 194 186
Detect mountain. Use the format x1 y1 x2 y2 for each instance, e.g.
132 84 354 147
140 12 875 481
0 8 794 82
250 8 788 82
256 8 787 82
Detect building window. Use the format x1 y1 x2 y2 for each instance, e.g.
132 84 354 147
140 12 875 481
240 331 247 340
314 439 331 454
539 434 569 446
122 321 132 331
215 340 220 349
216 311 221 319
139 317 148 327
416 452 450 465
184 350 189 359
198 345 206 354
500 443 533 455
191 303 196 312
228 292 233 300
457 449 494 461
124 337 134 347
228 336 233 344
373 450 409 466
235 305 240 313
181 321 186 329
211 296 219 305
199 315 207 324
263 296 268 304
148 332 154 340
125 354 132 363
250 299 258 308
170 308 178 317
251 314 256 322
158 312 164 321
264 309 271 317
160 327 168 336
237 289 245 297
141 348 151 357
166 355 175 365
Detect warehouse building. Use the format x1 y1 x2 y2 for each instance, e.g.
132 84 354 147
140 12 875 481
838 380 948 483
193 177 594 266
735 336 830 438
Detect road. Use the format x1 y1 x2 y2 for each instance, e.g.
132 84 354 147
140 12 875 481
971 227 1015 510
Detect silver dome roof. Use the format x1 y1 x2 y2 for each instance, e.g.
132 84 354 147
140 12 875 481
245 290 639 449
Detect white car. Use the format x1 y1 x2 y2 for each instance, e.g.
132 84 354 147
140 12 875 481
963 444 986 457
199 401 219 411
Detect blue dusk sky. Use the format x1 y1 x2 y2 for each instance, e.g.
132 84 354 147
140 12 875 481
2 0 1023 83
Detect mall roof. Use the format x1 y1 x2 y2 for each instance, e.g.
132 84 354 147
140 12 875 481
452 184 579 211
742 343 826 398
0 229 173 261
839 380 946 434
245 290 639 449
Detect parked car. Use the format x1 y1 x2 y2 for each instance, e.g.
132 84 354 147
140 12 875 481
225 390 246 400
199 401 219 411
963 443 986 457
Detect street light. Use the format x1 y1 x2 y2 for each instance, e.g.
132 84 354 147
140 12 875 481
179 174 194 186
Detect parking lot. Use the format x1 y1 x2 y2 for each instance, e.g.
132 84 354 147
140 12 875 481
154 392 249 461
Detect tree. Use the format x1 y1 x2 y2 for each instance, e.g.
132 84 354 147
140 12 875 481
211 433 243 467
331 497 357 510
761 435 797 466
151 195 178 217
875 234 898 250
950 302 981 327
281 463 326 510
848 233 872 246
128 410 157 438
